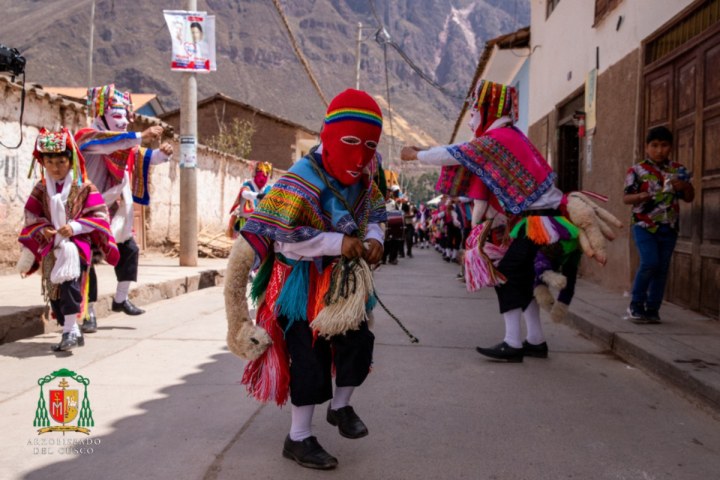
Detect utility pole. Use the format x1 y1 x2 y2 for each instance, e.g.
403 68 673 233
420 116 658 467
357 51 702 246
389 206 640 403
355 22 362 89
179 0 198 266
87 0 95 87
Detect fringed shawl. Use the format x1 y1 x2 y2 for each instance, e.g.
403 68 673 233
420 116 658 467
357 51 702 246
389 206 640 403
19 181 120 276
75 128 153 205
447 127 556 215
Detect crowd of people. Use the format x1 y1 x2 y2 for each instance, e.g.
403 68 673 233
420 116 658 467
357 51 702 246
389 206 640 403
13 74 693 471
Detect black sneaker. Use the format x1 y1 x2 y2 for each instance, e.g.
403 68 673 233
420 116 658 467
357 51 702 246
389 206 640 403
626 304 649 324
644 308 661 324
282 435 338 470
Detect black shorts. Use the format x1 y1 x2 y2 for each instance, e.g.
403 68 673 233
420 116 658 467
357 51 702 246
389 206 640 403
280 317 375 407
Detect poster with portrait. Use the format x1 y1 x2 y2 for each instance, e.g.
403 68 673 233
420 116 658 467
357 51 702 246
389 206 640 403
163 10 216 72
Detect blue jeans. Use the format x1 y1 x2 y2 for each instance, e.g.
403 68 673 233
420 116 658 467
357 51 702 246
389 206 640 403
631 224 677 311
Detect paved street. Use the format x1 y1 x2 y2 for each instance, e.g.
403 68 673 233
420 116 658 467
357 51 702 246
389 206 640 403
1 247 719 480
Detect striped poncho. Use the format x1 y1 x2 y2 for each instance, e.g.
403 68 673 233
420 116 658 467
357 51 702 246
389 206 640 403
18 180 120 294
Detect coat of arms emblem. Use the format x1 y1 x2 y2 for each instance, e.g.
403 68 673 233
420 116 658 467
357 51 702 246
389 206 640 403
33 368 93 435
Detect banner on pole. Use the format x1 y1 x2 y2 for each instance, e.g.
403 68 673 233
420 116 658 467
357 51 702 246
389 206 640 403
163 10 216 72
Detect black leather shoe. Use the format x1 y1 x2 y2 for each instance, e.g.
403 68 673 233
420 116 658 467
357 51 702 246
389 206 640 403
522 340 549 358
51 332 84 352
81 310 97 334
327 405 369 439
282 435 338 470
112 299 145 316
476 342 524 362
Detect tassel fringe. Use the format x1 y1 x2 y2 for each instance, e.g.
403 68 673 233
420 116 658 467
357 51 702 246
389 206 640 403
311 258 375 338
464 221 508 291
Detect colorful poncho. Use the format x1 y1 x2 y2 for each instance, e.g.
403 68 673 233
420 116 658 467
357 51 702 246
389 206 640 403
447 126 556 215
241 153 387 267
18 180 120 306
239 153 386 405
75 128 154 205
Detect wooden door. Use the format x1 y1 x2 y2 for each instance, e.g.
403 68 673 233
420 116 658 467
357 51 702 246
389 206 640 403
643 24 720 319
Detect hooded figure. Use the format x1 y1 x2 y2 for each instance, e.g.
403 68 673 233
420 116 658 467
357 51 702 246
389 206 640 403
74 84 173 331
227 161 274 238
227 89 387 470
18 128 119 352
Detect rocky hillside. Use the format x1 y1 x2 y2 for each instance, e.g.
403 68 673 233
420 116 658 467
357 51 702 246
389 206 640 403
1 0 528 144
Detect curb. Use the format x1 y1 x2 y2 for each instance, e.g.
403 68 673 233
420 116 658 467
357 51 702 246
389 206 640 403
563 304 720 417
0 267 226 345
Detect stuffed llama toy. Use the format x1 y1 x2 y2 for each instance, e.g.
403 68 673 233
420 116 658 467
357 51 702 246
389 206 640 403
224 237 272 361
565 192 623 265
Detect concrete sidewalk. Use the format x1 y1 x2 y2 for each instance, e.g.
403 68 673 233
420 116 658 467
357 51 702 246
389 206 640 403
563 277 720 415
0 249 718 416
0 253 228 344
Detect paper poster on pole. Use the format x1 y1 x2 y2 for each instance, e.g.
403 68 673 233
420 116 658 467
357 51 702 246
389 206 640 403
180 135 197 168
163 10 216 72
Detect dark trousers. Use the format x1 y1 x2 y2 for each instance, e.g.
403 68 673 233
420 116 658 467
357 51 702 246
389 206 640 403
49 262 87 325
280 317 375 407
446 224 462 250
404 225 415 256
495 235 540 313
88 237 139 303
557 249 582 305
383 239 400 263
417 229 429 243
631 224 677 310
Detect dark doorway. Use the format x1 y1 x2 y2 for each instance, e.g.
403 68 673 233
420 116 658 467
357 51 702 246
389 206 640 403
557 123 580 193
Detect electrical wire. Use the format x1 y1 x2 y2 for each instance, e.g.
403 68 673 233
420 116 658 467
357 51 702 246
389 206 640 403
270 0 329 106
367 0 464 100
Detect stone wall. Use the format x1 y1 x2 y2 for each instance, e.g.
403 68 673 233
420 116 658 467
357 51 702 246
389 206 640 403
0 76 87 268
0 76 281 267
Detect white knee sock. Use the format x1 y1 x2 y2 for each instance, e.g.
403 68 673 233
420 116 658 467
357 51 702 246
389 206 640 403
502 308 523 348
331 386 354 410
61 315 80 335
524 299 546 345
289 404 315 441
114 281 131 303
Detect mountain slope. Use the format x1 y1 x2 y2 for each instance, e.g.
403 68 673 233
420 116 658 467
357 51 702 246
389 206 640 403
0 0 529 144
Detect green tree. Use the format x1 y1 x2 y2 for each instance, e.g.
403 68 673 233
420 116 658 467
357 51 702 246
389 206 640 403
206 118 256 158
404 170 439 204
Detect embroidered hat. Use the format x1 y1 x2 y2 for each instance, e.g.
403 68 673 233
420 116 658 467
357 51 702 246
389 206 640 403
87 84 134 121
31 128 87 184
468 80 518 137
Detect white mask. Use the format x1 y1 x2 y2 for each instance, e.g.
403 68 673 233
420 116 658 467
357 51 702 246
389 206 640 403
102 106 129 132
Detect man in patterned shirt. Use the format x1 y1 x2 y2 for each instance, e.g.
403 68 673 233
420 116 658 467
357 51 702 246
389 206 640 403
623 126 694 323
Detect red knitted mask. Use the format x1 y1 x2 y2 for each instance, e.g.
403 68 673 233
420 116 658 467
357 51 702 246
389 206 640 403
320 89 383 186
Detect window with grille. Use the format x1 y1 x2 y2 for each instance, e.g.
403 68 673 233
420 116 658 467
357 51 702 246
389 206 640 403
646 0 720 64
